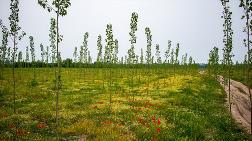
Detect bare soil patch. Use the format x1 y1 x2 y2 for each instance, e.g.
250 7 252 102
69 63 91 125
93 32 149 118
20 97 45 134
218 75 252 133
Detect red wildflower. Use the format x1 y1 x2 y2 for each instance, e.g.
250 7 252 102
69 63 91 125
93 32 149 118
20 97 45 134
157 118 161 125
36 123 47 129
156 128 161 133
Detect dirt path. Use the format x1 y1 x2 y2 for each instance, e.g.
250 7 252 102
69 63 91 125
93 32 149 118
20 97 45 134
217 75 252 133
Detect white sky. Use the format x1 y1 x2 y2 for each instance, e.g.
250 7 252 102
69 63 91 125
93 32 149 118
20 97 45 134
0 0 248 63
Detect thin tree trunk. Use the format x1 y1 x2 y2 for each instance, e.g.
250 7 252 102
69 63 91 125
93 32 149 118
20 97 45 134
33 63 35 80
13 35 16 114
138 65 141 88
226 7 231 114
245 7 252 134
131 65 134 101
0 65 3 89
109 64 112 104
147 63 149 95
102 64 104 92
228 58 231 115
56 10 60 140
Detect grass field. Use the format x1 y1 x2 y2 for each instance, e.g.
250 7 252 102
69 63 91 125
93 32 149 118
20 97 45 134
0 67 248 140
232 66 252 88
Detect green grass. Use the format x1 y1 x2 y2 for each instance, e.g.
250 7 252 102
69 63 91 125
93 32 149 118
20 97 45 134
230 67 252 88
0 67 248 140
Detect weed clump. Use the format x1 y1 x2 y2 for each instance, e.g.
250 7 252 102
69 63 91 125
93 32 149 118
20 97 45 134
27 79 38 87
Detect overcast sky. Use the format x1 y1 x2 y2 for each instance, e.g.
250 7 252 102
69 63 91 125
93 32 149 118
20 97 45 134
0 0 248 63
